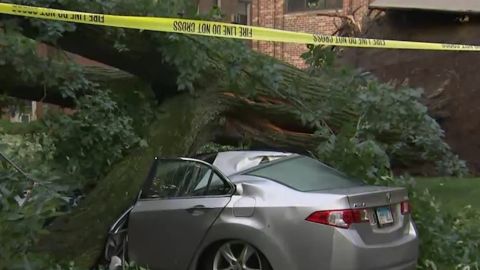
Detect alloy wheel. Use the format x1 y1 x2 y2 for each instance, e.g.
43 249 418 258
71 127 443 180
104 228 128 270
213 241 264 270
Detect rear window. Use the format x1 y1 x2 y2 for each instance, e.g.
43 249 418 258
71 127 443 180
246 156 363 191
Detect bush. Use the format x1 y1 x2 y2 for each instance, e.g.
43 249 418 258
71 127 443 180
44 90 142 186
412 189 480 269
0 134 67 269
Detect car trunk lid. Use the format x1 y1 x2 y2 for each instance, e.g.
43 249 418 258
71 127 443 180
321 185 411 244
325 185 407 209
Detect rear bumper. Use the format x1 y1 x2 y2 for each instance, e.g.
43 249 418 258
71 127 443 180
330 222 419 270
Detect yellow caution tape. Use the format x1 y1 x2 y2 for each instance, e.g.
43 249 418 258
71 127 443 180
1 3 480 51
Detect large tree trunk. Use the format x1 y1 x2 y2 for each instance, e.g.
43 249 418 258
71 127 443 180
15 20 179 99
37 93 224 267
0 64 137 107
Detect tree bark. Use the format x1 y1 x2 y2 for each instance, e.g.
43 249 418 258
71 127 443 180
15 20 179 99
0 65 137 107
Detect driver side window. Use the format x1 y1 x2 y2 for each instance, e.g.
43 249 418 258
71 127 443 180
141 160 232 199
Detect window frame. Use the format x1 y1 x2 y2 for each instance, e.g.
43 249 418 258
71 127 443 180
284 0 344 14
139 157 236 201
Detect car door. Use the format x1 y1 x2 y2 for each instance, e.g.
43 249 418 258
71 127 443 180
128 158 234 270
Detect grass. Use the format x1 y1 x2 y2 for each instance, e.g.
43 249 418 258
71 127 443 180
0 119 42 134
413 178 480 269
414 177 480 213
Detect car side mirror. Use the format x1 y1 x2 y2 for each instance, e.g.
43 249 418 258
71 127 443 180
234 183 243 195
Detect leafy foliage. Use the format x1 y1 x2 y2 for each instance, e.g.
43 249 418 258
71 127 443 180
44 89 141 185
1 2 148 184
1 3 148 267
0 134 67 269
299 45 467 177
0 19 79 91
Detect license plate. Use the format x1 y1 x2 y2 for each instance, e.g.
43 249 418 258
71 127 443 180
376 206 394 226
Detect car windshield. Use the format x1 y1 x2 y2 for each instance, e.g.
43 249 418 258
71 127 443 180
246 156 363 191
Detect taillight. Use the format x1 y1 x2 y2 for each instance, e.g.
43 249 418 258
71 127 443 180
401 201 411 215
306 209 369 229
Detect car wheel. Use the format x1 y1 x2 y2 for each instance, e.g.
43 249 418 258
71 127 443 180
103 227 128 269
202 240 272 270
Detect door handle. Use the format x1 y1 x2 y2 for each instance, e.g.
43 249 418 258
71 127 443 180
186 205 210 214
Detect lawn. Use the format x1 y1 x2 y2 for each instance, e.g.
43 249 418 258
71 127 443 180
414 177 480 213
0 119 41 134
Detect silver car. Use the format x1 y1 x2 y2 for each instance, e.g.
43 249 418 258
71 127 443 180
104 151 418 270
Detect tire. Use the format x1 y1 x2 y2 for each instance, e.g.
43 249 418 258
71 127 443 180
200 240 272 270
102 229 128 269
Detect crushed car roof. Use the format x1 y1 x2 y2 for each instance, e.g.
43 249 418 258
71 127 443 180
212 151 293 176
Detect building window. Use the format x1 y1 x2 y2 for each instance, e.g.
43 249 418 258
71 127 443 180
286 0 343 13
197 0 250 25
198 0 220 14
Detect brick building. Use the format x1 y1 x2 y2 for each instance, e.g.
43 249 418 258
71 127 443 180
251 0 371 67
198 0 371 67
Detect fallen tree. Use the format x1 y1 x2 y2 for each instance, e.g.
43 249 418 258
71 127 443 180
0 0 473 268
339 10 480 172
